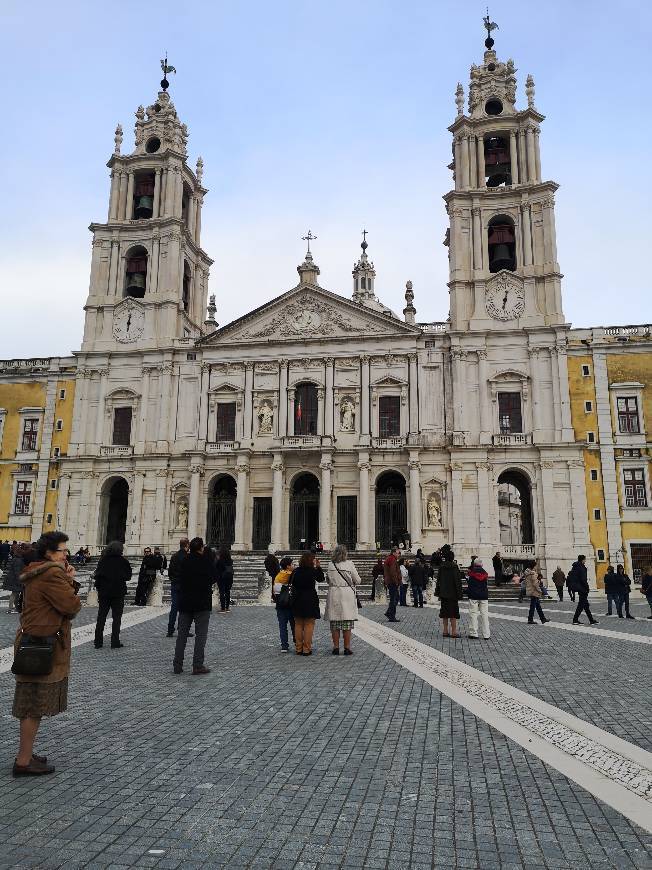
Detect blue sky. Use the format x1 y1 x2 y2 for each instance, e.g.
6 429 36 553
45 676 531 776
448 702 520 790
1 0 650 358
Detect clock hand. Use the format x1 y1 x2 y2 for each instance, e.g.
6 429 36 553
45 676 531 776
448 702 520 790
502 291 508 309
126 313 132 331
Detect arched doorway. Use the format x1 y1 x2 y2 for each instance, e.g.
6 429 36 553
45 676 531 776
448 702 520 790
375 471 407 549
206 475 236 546
101 477 129 545
290 473 320 549
497 470 533 545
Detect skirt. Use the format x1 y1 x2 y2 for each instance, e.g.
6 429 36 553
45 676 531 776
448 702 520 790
439 598 460 619
330 620 355 631
12 678 69 719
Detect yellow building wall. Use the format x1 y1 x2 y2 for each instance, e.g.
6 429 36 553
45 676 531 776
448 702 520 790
43 379 76 531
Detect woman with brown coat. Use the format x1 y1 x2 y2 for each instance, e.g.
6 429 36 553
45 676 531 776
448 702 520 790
12 531 81 777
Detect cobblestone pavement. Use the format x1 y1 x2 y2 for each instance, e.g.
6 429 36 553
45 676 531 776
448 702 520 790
0 605 650 869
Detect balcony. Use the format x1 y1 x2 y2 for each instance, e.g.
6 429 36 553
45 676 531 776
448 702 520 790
372 436 406 450
206 441 240 453
492 433 531 447
501 544 536 558
100 445 134 457
281 436 323 449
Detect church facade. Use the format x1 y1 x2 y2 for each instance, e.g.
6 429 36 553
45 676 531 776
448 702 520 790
2 33 651 584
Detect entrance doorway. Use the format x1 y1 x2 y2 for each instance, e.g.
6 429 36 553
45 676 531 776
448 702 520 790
290 473 320 549
103 477 129 544
375 471 407 549
252 497 272 550
497 469 533 545
206 475 236 546
337 496 357 550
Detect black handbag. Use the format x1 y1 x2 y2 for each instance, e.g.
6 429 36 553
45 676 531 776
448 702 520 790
276 582 292 608
335 564 362 609
11 631 61 676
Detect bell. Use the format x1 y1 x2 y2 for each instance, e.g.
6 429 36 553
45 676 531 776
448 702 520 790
126 272 146 297
486 170 512 188
489 244 515 272
134 195 153 219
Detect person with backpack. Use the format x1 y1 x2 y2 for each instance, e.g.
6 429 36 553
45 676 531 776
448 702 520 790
166 538 190 637
273 556 295 652
568 555 598 625
467 558 490 640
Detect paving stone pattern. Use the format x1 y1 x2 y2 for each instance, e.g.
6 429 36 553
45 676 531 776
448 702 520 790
0 607 650 869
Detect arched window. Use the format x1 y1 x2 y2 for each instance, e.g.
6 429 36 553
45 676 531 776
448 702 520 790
497 470 533 545
483 135 511 187
182 261 191 312
488 215 516 273
375 471 407 549
206 475 236 546
294 383 318 435
124 246 148 298
132 172 155 219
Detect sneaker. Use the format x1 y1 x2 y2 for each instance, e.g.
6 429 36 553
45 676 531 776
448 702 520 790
572 620 582 625
303 650 313 656
343 648 353 656
527 620 535 624
541 618 550 624
281 648 289 653
589 620 599 625
387 618 400 623
332 648 340 655
192 665 211 675
12 759 55 777
468 635 479 639
110 642 124 648
166 631 175 638
626 615 635 620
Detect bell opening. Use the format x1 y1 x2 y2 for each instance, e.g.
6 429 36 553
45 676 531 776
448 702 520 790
488 218 517 273
484 136 512 188
125 248 148 298
132 173 155 220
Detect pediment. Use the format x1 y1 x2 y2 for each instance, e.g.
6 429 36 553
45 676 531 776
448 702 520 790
198 284 420 346
371 375 407 387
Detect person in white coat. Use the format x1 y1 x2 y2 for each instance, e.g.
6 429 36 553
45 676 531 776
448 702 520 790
325 545 361 656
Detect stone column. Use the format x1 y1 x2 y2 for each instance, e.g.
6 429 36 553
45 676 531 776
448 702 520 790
125 172 135 220
454 138 462 190
540 461 557 551
451 462 464 546
476 462 492 544
408 454 422 549
357 452 371 549
317 388 325 437
149 236 159 294
451 349 466 435
534 129 542 182
278 360 288 437
548 346 561 438
94 368 108 448
522 204 533 267
243 363 254 441
159 170 168 218
555 342 574 440
324 358 334 439
517 131 527 185
509 130 519 185
529 347 542 437
288 389 295 436
477 350 490 440
108 171 120 221
568 459 589 547
188 463 204 539
360 355 371 439
408 353 418 434
234 457 250 549
472 207 482 271
156 364 173 451
57 472 71 531
117 171 128 220
136 367 151 452
167 366 179 444
153 169 162 218
195 196 203 245
542 197 557 266
154 469 168 549
107 241 119 298
525 127 536 183
271 454 284 549
129 471 145 547
188 196 196 236
461 135 471 189
319 454 333 548
469 136 477 188
197 363 210 447
476 135 485 187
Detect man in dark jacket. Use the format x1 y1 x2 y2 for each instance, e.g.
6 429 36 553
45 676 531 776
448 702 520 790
617 564 635 619
383 547 401 622
603 565 623 617
467 558 490 639
173 537 216 675
568 555 598 625
492 552 504 586
166 538 189 637
408 556 429 608
93 540 132 649
134 547 162 605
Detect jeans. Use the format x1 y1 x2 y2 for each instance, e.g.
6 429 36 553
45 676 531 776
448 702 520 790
468 599 490 638
573 592 595 623
528 596 546 623
217 576 233 610
412 585 424 607
606 591 623 616
294 617 316 653
173 610 210 669
386 585 399 620
399 584 408 606
95 595 125 646
276 606 295 649
167 583 180 634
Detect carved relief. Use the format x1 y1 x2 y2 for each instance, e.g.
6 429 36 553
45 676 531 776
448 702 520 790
340 397 356 432
426 493 443 529
243 296 375 339
176 500 188 529
257 401 274 434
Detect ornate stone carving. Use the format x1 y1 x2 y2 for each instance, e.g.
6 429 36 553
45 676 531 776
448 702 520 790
340 397 356 432
114 124 123 155
244 296 375 338
189 464 204 476
255 363 278 372
426 493 442 528
271 460 284 472
235 462 250 475
257 401 274 434
485 273 525 322
176 500 188 529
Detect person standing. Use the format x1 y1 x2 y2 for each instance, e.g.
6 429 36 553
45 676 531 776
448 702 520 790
173 537 215 675
552 566 566 601
603 565 622 617
435 550 463 637
273 556 295 652
2 543 28 613
398 558 409 607
467 558 490 640
215 546 234 613
568 555 598 625
264 548 280 585
641 567 652 618
408 554 428 608
617 564 635 619
325 545 360 655
134 547 158 605
565 570 576 602
11 532 81 776
371 556 384 602
0 539 10 569
492 552 504 586
524 561 549 625
93 541 131 649
290 551 323 655
167 538 189 637
383 547 401 622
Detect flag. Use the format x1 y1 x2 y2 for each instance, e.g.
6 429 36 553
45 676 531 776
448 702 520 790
296 399 302 425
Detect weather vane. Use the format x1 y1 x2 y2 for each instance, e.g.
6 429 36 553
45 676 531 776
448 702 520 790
483 9 499 49
160 54 177 91
302 230 317 254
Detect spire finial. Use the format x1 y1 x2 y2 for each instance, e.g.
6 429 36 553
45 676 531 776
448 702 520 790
160 53 177 91
403 280 416 325
455 83 464 116
114 124 123 155
483 9 499 49
361 228 368 252
302 229 317 255
205 294 218 329
525 74 536 108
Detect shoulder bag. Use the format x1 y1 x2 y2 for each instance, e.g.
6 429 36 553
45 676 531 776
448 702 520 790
11 630 62 676
334 564 362 610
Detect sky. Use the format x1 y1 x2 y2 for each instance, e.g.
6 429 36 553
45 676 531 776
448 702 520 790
1 0 651 359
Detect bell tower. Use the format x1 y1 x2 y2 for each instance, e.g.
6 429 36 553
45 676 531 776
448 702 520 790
81 61 213 351
444 19 564 333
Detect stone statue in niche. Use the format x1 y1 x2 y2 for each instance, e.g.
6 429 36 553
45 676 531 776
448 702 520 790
177 500 188 529
340 398 355 432
257 401 274 434
427 493 442 528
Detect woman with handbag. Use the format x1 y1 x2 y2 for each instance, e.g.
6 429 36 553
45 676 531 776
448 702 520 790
435 549 463 637
325 545 361 656
11 531 81 777
290 551 323 655
273 556 295 652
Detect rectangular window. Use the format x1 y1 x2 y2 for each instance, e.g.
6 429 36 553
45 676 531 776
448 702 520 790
582 364 591 377
584 401 593 412
593 508 601 520
59 389 66 400
617 397 640 434
590 469 598 481
623 468 647 508
379 396 401 438
186 352 196 361
53 447 60 458
597 549 605 562
14 481 31 515
21 418 39 451
216 402 236 441
112 407 132 446
497 392 522 434
50 479 57 490
587 431 595 443
56 419 63 431
46 513 53 524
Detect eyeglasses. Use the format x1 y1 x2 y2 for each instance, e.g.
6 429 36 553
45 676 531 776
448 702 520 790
56 548 70 555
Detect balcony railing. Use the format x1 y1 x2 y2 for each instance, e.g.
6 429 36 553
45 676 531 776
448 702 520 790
206 441 240 453
502 544 536 557
281 436 322 448
372 436 406 449
100 445 134 456
492 433 530 447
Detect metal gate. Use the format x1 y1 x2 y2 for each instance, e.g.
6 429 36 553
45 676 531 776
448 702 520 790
337 496 357 550
252 497 272 550
290 492 319 549
206 491 236 546
375 487 407 549
630 543 652 583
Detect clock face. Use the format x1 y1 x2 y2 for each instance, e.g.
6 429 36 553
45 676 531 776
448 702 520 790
113 304 145 343
485 279 525 321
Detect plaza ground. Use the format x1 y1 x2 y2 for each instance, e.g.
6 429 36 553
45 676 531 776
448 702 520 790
0 596 651 870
